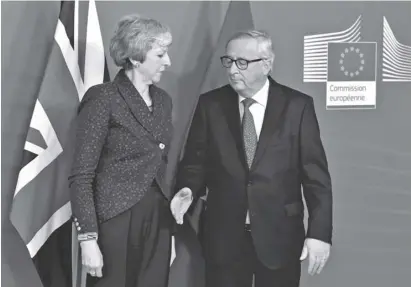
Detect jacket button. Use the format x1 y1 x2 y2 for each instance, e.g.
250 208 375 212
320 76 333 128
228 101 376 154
247 180 253 186
159 143 165 150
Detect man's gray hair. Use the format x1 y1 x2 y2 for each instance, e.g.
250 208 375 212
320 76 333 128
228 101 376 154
226 30 275 64
109 14 171 70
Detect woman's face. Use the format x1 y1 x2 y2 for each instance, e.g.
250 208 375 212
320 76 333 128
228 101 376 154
137 32 172 84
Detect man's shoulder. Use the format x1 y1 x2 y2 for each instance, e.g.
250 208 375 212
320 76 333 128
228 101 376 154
274 81 312 101
271 79 313 105
199 84 233 102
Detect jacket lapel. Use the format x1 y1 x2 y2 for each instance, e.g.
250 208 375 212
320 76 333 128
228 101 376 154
222 85 248 171
114 70 170 144
251 77 288 170
149 85 172 144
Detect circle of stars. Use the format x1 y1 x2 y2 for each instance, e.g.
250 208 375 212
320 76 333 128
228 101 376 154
339 46 365 78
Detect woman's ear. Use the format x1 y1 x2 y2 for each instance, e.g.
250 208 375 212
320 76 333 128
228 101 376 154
129 58 140 68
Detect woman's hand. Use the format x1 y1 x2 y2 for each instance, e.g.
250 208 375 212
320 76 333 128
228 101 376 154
80 240 104 277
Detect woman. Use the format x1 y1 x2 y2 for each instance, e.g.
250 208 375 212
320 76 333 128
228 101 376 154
69 14 173 287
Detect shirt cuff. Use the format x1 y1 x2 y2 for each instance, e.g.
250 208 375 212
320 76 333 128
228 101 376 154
77 232 98 242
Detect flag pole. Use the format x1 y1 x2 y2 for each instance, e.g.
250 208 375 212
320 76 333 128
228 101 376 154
72 222 79 287
73 1 80 285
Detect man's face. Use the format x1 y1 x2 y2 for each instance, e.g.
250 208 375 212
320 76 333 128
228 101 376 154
225 38 269 96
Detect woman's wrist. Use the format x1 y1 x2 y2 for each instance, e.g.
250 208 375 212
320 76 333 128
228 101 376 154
78 232 98 242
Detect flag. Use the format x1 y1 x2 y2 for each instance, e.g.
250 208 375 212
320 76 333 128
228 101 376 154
9 0 109 286
2 1 60 286
168 1 254 287
327 42 376 82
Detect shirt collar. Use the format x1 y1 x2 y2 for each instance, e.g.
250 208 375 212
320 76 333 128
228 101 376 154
238 78 270 107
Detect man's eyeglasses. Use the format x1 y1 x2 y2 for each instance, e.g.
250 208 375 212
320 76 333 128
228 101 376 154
220 56 264 70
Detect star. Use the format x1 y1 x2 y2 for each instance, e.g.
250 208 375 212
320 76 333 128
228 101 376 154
339 46 364 78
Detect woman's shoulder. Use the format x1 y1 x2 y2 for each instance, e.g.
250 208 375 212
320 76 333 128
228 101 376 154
82 81 117 102
86 81 117 96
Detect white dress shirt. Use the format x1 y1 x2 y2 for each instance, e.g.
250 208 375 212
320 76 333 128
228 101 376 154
238 78 270 224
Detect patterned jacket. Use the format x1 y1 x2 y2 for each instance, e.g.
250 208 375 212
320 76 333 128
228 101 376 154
69 69 173 240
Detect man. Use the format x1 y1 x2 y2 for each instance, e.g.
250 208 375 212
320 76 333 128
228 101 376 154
171 30 332 287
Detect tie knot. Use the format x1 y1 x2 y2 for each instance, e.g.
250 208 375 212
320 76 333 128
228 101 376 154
242 98 256 109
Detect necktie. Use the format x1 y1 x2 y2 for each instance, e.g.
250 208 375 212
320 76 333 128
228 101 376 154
242 98 257 168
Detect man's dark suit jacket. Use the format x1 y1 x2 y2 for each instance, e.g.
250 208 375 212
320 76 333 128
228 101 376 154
175 77 332 269
69 69 173 237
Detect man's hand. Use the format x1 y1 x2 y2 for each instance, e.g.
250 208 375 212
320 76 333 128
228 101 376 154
80 240 103 277
170 187 193 224
300 238 331 275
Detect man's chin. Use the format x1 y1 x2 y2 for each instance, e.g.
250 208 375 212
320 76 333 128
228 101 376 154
229 80 244 91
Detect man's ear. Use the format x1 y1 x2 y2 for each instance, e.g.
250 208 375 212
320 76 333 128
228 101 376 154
263 57 274 75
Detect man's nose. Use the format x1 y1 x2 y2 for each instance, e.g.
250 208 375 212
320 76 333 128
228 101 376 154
229 62 239 74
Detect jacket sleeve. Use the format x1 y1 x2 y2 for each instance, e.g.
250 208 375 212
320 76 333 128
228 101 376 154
69 85 110 240
175 96 208 201
299 97 333 244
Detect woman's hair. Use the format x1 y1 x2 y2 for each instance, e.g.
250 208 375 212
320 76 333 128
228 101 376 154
109 14 171 69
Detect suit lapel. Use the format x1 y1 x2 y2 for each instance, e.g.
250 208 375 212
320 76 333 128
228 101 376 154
114 70 169 143
222 86 248 170
251 77 288 170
